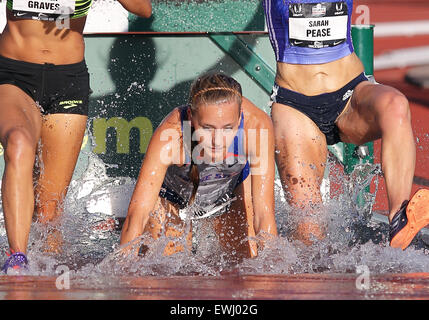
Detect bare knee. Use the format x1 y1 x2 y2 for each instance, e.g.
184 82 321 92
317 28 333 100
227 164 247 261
377 91 410 129
3 128 38 165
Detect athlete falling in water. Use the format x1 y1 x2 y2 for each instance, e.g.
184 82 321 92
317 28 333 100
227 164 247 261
263 0 429 248
0 0 152 273
120 73 278 259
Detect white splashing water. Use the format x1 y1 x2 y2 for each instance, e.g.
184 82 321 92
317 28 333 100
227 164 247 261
0 154 428 281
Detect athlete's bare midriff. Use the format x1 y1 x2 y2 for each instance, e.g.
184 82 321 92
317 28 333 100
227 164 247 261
275 52 365 96
0 10 86 64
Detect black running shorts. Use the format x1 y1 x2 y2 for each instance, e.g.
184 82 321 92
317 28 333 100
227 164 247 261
270 73 369 145
0 54 90 115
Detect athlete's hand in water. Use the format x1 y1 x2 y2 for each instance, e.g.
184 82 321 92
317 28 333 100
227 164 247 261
252 231 278 254
115 237 144 259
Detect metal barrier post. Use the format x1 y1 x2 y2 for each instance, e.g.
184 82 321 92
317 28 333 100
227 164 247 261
344 25 375 206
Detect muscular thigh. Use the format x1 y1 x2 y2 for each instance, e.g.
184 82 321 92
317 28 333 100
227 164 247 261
337 81 407 145
0 84 42 147
271 103 327 202
37 113 87 188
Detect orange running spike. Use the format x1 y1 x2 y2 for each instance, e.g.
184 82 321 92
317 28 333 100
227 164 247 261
390 189 429 250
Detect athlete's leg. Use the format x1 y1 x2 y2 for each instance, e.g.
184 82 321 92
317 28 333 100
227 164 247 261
32 114 87 253
271 102 328 245
0 84 43 254
212 176 258 259
143 197 192 256
336 81 415 221
35 114 87 222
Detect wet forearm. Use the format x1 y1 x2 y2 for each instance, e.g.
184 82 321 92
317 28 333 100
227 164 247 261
120 212 147 245
254 212 278 237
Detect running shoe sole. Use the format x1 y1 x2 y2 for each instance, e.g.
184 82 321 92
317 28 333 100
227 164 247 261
390 189 429 250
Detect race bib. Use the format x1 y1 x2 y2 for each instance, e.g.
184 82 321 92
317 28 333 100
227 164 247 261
289 2 348 49
12 0 75 20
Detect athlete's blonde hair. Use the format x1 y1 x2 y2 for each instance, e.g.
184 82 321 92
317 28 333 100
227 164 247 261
189 73 242 112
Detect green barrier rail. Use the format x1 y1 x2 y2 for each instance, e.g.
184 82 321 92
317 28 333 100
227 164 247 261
346 25 375 207
208 33 276 93
345 25 374 171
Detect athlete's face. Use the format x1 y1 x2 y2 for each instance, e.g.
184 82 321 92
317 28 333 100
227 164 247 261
191 100 241 162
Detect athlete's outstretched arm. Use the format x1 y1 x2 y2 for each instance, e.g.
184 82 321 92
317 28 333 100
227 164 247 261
117 0 152 18
246 100 278 240
120 111 180 247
